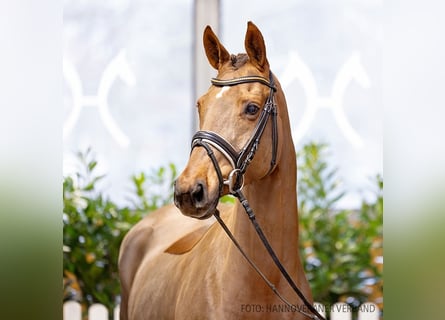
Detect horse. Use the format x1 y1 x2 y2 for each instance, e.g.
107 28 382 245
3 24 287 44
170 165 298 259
119 21 318 320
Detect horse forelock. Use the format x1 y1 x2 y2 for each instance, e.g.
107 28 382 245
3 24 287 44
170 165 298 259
230 53 248 70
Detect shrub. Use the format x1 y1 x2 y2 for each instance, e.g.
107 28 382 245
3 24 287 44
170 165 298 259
297 142 383 315
63 149 176 317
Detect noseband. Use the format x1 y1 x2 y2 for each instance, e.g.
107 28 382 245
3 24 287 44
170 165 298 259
191 72 278 194
190 71 325 320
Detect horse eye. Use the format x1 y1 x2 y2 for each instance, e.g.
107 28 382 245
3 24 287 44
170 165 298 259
245 104 259 116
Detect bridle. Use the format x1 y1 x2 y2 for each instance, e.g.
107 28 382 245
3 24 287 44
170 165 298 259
192 73 278 193
190 71 325 320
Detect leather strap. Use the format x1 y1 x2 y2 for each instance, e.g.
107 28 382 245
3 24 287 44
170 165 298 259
211 75 276 91
192 131 238 170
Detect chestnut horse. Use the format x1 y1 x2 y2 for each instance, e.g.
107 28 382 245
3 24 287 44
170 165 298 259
119 22 318 320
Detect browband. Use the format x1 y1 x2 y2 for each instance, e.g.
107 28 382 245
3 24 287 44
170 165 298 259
211 75 277 92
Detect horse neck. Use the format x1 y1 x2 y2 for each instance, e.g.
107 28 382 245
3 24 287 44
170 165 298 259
226 89 300 281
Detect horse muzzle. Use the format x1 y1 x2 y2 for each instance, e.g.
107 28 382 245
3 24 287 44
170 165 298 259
174 178 218 220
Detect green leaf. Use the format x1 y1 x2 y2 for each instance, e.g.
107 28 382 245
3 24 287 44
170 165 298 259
88 160 97 172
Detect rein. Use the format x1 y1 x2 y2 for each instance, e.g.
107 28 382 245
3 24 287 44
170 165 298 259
191 72 325 320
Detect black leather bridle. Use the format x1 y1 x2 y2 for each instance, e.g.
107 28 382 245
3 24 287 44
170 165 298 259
192 72 278 193
190 71 325 320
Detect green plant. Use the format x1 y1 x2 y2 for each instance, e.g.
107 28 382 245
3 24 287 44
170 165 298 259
63 143 383 318
63 149 177 318
130 163 177 212
297 142 383 315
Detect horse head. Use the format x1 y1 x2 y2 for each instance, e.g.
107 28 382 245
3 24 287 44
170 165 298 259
174 22 285 219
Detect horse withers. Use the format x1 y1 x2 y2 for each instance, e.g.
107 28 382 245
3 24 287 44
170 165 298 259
119 22 314 320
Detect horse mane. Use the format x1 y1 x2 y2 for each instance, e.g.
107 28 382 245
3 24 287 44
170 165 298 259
230 53 248 69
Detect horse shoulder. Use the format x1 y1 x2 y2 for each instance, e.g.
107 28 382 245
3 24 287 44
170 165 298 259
119 203 235 319
165 223 213 254
119 204 217 297
164 202 234 255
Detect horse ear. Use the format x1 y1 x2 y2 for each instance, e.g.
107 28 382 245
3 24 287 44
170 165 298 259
203 26 230 70
244 21 268 71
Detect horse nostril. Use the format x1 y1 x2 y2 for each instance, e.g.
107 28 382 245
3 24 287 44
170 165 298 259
192 183 205 204
174 180 207 210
